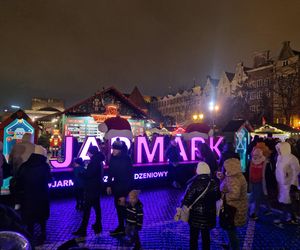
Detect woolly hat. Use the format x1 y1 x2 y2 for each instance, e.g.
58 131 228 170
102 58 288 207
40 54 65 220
74 157 84 165
34 145 47 158
196 161 211 175
88 146 99 155
112 138 123 150
98 116 133 140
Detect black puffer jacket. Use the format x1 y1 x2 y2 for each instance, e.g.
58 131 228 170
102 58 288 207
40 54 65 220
82 152 105 200
182 174 221 229
108 153 133 197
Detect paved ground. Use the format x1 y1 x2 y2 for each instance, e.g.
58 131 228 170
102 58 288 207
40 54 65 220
35 188 300 250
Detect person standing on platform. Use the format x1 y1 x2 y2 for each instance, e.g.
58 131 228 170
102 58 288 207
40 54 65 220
165 140 182 188
72 146 105 236
9 133 35 176
15 145 51 243
197 142 219 178
274 142 300 227
124 190 143 250
181 162 220 250
219 156 248 250
107 138 133 236
72 158 85 211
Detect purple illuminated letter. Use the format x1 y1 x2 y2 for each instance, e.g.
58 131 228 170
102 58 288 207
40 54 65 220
209 136 223 158
174 137 188 161
190 137 205 161
50 136 73 168
78 136 100 161
135 136 164 163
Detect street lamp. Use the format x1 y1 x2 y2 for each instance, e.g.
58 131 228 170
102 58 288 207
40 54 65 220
208 102 220 135
192 113 204 121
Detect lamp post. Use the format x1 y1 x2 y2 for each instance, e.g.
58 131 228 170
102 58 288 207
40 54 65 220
209 102 219 135
192 113 204 122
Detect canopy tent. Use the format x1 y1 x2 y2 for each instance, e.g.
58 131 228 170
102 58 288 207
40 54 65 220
183 123 212 140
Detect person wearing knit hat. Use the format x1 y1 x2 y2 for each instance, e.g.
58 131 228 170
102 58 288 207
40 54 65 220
107 138 133 236
14 143 51 242
72 158 85 211
73 145 105 237
181 161 220 250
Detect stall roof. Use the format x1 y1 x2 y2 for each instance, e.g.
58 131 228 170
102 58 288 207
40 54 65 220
270 123 300 133
223 120 253 133
38 86 148 122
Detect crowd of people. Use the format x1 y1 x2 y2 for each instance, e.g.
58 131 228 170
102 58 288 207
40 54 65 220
0 132 300 250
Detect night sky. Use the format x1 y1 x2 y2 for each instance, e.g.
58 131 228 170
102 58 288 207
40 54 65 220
0 0 300 109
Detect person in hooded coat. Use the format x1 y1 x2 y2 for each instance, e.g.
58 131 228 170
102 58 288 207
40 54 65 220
275 142 300 226
219 156 248 250
9 133 35 176
107 139 133 236
15 145 51 241
72 146 105 237
182 162 220 250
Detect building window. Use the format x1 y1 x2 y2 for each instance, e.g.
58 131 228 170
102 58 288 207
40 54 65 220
283 60 288 66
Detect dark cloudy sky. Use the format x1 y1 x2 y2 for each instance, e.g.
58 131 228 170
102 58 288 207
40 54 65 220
0 0 300 109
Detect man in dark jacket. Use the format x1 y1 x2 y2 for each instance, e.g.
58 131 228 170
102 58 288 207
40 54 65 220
107 138 133 236
73 146 105 237
165 140 182 188
182 162 221 250
15 145 51 242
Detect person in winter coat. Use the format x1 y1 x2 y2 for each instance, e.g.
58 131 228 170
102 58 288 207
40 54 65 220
9 133 35 176
165 140 183 188
15 145 51 242
275 142 300 226
219 157 248 250
125 190 143 250
249 142 272 220
72 157 85 211
182 162 221 250
0 141 5 189
107 138 133 236
197 142 219 178
72 146 105 237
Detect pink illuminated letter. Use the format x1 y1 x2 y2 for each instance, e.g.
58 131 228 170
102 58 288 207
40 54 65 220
79 136 100 161
136 136 164 163
191 137 205 161
174 137 188 161
50 136 73 168
209 136 223 158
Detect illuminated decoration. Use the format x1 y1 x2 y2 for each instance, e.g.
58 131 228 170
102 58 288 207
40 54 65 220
50 136 74 168
174 137 188 161
172 126 186 136
78 136 100 161
190 137 205 161
49 129 62 158
91 104 131 123
48 176 109 188
251 124 295 141
3 119 34 159
134 171 168 180
235 128 249 172
135 136 165 164
49 135 223 168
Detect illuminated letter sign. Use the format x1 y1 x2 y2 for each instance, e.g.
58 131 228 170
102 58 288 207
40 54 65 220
174 136 188 161
50 136 74 168
78 136 100 161
210 136 223 158
190 137 205 161
135 136 164 163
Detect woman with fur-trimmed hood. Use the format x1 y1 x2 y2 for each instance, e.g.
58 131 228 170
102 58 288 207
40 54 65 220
275 142 300 225
220 157 248 250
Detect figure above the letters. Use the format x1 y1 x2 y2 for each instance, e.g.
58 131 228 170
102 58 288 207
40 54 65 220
98 116 133 141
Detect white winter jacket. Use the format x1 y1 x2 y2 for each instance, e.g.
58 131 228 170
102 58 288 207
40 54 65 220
275 142 300 204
